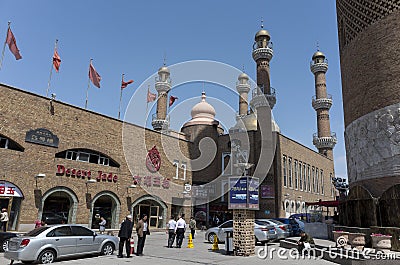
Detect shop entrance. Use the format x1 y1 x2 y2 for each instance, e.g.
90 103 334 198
132 196 167 229
90 193 120 230
137 204 159 228
0 181 23 231
42 191 71 224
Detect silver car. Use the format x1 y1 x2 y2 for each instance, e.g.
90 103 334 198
256 219 290 240
205 220 277 244
5 224 119 264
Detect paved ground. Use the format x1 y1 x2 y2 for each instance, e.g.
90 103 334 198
1 231 339 265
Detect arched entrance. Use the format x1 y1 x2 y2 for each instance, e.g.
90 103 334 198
39 187 78 224
90 192 121 229
0 181 24 231
131 195 167 229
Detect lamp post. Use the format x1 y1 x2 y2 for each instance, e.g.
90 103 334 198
85 179 96 209
34 173 46 188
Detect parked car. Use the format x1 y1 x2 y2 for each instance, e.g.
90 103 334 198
273 218 301 236
257 219 290 240
42 212 68 225
5 224 118 264
205 220 277 244
0 231 18 252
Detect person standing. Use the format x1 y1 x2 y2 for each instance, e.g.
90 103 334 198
175 214 186 248
117 215 133 258
99 217 106 234
166 215 176 248
136 214 150 256
189 216 196 239
0 208 9 232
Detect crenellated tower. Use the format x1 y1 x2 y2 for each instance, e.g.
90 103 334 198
152 65 171 131
310 51 336 159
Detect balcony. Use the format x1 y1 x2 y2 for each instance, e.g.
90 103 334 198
312 94 333 110
310 59 328 74
155 76 171 92
252 42 274 62
313 132 337 149
151 113 169 131
250 86 276 109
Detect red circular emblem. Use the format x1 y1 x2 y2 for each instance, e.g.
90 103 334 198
146 146 161 172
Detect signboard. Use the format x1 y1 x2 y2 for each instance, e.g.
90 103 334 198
228 177 259 210
260 185 275 198
0 181 23 197
25 128 59 148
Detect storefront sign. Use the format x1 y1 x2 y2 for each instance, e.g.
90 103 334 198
228 176 259 210
25 128 59 148
146 146 161 172
56 165 118 182
260 185 274 198
0 181 23 197
133 175 169 189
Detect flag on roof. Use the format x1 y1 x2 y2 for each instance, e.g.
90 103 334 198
88 61 101 88
6 27 22 60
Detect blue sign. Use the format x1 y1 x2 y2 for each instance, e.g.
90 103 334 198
228 177 259 210
248 177 259 210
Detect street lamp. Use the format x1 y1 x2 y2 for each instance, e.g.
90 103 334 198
85 179 96 209
34 173 46 188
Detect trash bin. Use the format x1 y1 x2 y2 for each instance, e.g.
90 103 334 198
225 230 233 254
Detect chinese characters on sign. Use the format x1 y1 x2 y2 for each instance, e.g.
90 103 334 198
228 177 259 210
25 128 59 148
133 175 170 189
0 181 23 197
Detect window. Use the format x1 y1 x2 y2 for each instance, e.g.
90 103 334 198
312 167 315 193
71 226 94 236
55 149 119 167
173 160 179 179
316 168 319 193
220 221 233 228
299 162 303 191
294 160 298 190
181 163 187 180
0 137 8 148
321 170 324 195
288 158 293 188
307 165 311 192
283 156 287 187
222 152 232 175
0 135 24 152
47 226 72 237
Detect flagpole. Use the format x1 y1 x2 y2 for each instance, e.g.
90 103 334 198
118 73 124 119
145 84 150 121
0 21 11 71
46 39 58 97
85 58 92 109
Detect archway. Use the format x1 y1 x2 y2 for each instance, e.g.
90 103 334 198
90 191 121 229
131 195 167 229
0 181 24 231
39 187 78 224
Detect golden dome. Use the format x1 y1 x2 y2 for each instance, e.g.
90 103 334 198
255 29 270 40
312 51 325 60
158 66 170 74
238 72 249 80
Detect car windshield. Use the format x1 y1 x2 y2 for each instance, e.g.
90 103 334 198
255 220 269 226
268 219 284 225
24 226 51 236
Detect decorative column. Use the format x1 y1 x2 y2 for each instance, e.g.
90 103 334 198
310 51 336 159
237 73 251 116
152 65 171 131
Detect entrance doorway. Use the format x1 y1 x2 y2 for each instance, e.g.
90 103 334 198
0 181 24 231
42 192 70 224
132 196 167 229
90 193 120 229
137 204 159 227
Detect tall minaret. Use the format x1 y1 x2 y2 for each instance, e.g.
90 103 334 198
251 21 276 109
237 72 251 116
151 64 171 130
310 51 336 159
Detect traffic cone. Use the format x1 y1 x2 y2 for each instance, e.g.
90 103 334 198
130 238 135 255
211 234 219 251
187 233 194 248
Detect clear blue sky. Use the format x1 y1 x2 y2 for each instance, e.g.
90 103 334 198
0 1 347 179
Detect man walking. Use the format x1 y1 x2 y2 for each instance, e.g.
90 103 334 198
117 215 133 258
166 215 176 248
175 214 186 248
189 216 196 239
136 214 150 256
0 208 9 232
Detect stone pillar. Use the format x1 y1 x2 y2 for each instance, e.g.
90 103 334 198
233 209 255 256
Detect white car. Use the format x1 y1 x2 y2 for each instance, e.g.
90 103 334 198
5 224 119 264
205 220 277 244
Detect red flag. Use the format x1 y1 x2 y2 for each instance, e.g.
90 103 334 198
89 61 101 88
147 90 156 103
169 96 178 107
53 49 61 72
6 28 22 60
121 78 134 89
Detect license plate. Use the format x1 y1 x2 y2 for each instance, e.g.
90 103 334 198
269 229 275 233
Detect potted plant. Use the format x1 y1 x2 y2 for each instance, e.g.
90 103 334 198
371 233 392 252
332 230 349 247
348 233 366 251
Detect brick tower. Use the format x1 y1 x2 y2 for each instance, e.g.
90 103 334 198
151 65 171 131
310 51 336 160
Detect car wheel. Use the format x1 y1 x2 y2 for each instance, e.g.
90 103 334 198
208 233 217 243
38 249 56 264
2 239 9 252
101 242 114 255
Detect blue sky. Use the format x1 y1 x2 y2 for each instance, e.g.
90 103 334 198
0 1 347 179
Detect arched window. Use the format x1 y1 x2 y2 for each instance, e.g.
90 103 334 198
55 148 120 167
0 135 24 152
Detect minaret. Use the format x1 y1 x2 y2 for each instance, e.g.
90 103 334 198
310 50 336 159
151 64 171 130
251 21 276 109
236 72 251 116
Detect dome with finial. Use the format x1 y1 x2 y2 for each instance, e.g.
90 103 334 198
158 65 170 74
190 92 216 119
255 19 270 40
238 72 249 80
312 51 325 60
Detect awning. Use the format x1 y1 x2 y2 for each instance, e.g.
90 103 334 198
305 200 339 207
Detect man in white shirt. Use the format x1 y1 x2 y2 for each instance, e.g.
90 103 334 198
175 214 186 248
166 215 177 248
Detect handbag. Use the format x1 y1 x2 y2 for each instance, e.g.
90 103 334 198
303 242 311 249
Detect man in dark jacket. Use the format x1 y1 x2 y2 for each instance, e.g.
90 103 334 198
118 215 133 258
136 214 150 256
297 230 315 254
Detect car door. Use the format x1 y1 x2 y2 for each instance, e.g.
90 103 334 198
71 225 100 253
217 221 233 242
46 226 76 257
